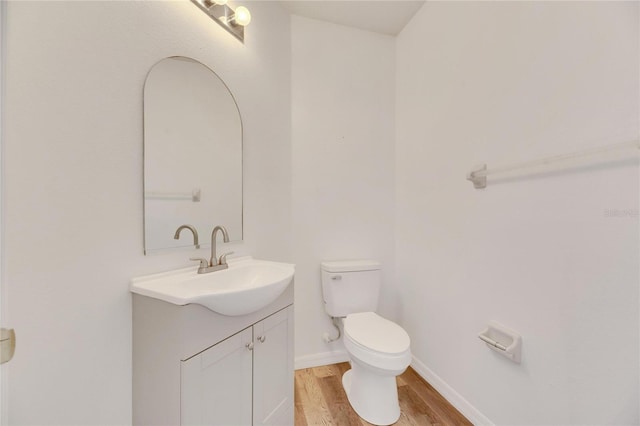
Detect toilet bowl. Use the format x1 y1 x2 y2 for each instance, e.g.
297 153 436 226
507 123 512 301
341 312 411 425
320 259 412 425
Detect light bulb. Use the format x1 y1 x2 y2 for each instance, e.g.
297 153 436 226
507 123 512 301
233 6 251 26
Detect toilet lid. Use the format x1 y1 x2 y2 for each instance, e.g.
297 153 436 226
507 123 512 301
344 312 410 355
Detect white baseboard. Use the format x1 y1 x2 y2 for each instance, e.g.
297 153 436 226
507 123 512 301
411 356 494 426
294 351 349 370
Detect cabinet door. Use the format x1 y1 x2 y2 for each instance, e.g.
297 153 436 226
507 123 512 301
253 306 294 426
181 328 253 426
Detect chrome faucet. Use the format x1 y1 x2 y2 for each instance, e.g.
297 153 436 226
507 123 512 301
174 224 200 249
190 225 234 274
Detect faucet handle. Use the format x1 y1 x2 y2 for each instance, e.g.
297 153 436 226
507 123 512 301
218 252 235 265
189 257 209 268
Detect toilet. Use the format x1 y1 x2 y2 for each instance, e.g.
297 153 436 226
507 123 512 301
321 260 411 426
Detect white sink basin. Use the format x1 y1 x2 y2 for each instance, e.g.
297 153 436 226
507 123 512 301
130 257 294 316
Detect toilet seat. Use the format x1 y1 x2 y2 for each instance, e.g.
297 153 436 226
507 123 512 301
345 312 410 354
343 312 411 371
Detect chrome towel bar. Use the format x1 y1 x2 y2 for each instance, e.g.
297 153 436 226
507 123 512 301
144 188 201 202
467 139 640 189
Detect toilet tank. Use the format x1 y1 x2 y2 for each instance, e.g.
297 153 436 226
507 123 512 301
321 260 382 317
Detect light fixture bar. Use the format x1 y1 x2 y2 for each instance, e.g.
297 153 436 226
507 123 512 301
191 0 247 43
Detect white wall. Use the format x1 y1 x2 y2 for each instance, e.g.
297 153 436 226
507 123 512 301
3 1 291 424
0 2 6 423
291 16 396 366
396 2 639 424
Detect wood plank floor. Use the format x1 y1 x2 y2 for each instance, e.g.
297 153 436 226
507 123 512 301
295 362 472 426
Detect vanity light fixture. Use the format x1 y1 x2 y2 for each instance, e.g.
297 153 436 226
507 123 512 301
191 0 251 43
231 6 251 26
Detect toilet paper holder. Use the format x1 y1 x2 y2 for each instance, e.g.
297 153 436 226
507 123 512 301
478 321 522 364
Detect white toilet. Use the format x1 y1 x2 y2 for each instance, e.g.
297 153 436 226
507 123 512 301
321 260 411 426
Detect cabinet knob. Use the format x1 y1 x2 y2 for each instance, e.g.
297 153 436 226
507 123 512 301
257 335 266 343
245 342 254 351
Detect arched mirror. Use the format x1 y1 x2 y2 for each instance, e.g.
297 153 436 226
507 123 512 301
143 57 242 254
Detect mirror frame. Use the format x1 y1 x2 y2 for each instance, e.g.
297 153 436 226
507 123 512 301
142 56 244 254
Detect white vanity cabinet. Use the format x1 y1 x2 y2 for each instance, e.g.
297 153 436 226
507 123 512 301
181 308 294 426
132 284 294 426
252 308 294 425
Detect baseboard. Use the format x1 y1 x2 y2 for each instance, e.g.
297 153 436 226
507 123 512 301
411 356 494 426
294 350 349 370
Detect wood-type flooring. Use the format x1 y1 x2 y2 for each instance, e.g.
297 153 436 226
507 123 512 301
294 362 472 425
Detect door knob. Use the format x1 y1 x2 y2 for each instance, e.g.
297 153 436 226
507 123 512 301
257 335 266 343
0 328 15 364
245 342 254 351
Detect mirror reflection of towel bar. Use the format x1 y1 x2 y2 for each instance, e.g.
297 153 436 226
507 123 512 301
145 188 201 202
